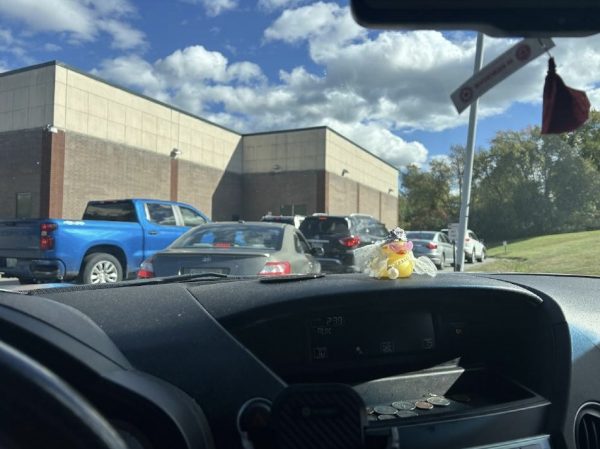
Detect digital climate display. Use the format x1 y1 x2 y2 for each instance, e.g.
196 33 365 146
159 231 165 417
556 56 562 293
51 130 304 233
308 312 435 362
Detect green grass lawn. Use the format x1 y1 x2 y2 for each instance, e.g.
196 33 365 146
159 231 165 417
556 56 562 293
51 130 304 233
466 230 600 276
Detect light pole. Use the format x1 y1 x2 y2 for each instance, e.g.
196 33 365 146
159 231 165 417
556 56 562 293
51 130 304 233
456 32 484 272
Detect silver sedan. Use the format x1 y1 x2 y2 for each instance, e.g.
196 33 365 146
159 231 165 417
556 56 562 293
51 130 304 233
406 231 456 269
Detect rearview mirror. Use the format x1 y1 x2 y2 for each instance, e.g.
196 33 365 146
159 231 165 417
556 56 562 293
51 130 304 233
350 0 599 37
310 246 325 257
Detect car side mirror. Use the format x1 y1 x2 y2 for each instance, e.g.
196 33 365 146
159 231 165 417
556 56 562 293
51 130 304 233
310 246 325 257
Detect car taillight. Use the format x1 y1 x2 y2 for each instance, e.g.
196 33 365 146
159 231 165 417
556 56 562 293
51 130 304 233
259 261 291 276
137 258 155 279
40 222 57 250
339 236 361 248
426 242 438 249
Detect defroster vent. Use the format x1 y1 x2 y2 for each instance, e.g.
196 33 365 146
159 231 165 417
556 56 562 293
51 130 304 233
576 403 600 449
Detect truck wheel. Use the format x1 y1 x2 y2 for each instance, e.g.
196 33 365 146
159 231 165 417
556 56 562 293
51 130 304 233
81 253 123 284
17 278 35 285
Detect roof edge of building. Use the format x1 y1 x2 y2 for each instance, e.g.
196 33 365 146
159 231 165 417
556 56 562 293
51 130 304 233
243 125 398 172
0 60 242 138
0 60 58 79
1 62 398 173
54 61 242 137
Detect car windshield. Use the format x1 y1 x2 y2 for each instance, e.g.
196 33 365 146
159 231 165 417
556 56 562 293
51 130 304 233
172 225 283 250
0 1 599 288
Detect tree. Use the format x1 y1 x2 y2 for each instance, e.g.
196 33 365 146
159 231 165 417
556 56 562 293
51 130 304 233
561 110 600 172
400 160 454 230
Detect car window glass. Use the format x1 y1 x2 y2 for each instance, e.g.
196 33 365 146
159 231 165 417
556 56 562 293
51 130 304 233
83 201 137 222
173 225 283 250
297 233 311 253
406 232 436 240
146 203 177 226
299 217 349 237
180 206 207 227
293 234 303 253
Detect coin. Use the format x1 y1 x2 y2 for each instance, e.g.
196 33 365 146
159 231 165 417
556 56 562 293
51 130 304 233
396 410 419 418
427 396 451 407
392 401 416 411
415 401 434 410
377 414 397 421
374 405 398 415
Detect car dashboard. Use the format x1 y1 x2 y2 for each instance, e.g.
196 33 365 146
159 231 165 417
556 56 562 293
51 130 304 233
0 272 599 449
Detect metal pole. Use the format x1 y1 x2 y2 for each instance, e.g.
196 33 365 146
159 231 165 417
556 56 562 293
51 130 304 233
456 32 485 272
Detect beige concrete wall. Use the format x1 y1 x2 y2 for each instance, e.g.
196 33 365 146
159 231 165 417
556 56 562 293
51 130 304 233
242 128 326 173
53 65 243 174
0 66 54 132
325 129 398 196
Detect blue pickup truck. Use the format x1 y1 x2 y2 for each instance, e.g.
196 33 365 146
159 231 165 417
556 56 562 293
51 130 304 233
0 199 210 284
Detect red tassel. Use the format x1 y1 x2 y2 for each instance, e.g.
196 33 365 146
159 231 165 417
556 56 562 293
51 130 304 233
541 58 590 134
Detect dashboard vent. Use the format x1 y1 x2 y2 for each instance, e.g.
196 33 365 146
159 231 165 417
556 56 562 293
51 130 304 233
576 403 600 449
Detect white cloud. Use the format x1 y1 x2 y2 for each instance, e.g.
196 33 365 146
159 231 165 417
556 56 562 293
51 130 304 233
92 2 600 169
258 0 308 13
97 19 146 50
43 42 62 52
0 0 146 49
264 2 600 131
183 0 239 16
264 1 365 50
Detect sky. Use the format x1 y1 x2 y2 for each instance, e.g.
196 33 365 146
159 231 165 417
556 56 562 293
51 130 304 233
0 0 599 168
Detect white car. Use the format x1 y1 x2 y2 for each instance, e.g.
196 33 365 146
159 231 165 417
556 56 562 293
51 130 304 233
441 228 486 263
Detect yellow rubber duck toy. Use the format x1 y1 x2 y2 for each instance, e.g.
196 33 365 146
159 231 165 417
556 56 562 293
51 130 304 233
368 228 415 279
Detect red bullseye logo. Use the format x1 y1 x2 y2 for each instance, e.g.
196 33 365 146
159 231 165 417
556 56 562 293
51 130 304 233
460 87 473 103
516 44 532 61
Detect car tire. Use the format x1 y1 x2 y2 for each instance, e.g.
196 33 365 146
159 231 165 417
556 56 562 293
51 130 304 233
467 250 476 263
17 277 35 285
436 254 446 270
80 253 123 284
477 249 486 262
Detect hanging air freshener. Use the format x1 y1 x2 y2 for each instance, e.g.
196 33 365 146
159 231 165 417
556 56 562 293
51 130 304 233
541 57 591 134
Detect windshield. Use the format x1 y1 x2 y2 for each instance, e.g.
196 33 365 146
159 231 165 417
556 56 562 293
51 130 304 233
0 1 599 287
172 225 283 250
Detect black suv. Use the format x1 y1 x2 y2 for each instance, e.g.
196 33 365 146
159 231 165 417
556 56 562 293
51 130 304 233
298 214 388 273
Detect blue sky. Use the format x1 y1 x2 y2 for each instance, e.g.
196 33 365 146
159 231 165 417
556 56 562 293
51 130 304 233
0 0 598 168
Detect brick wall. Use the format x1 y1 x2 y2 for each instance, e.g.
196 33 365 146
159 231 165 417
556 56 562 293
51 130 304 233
0 129 43 218
62 132 171 218
328 171 397 228
242 170 321 220
177 159 241 221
